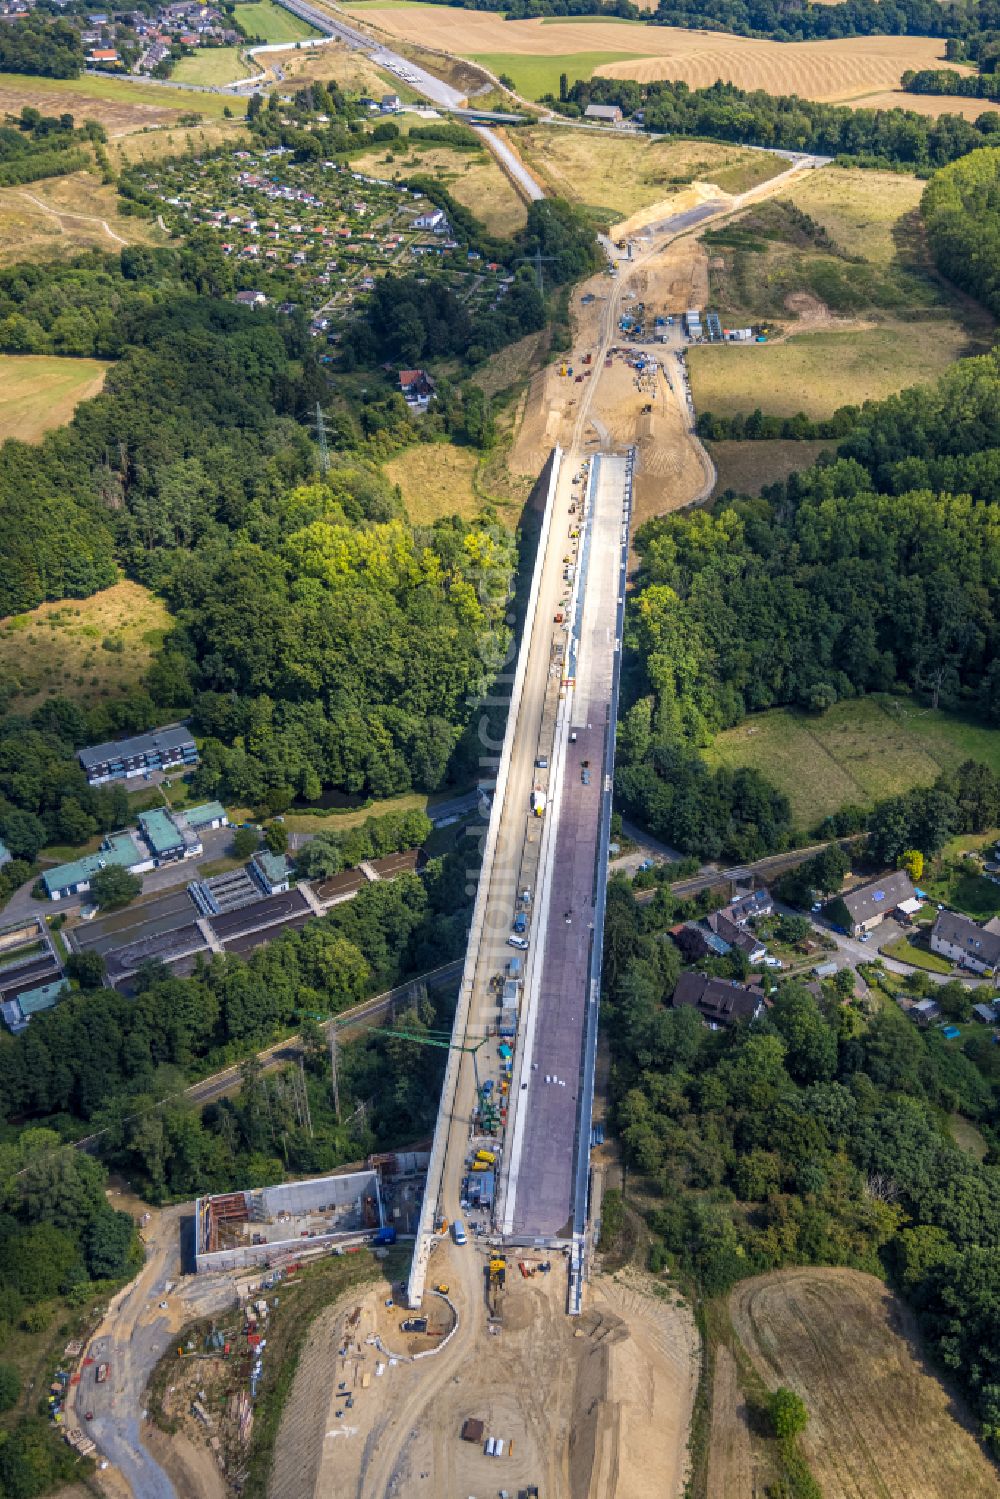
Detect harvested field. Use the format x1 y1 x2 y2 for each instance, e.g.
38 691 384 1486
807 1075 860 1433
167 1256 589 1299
347 135 526 234
360 7 965 105
0 354 110 442
516 128 784 222
729 1267 999 1499
688 319 978 420
704 695 1000 827
384 442 487 524
0 69 234 130
708 437 832 497
0 580 173 712
0 172 162 263
859 87 1000 119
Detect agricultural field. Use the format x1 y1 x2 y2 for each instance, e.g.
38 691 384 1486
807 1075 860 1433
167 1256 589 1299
703 695 1000 828
384 442 483 524
0 171 163 264
171 45 247 86
0 69 235 131
688 319 979 420
134 144 514 318
235 0 320 43
348 128 526 234
0 581 173 712
515 128 784 224
719 1268 999 1499
353 6 978 112
0 355 110 443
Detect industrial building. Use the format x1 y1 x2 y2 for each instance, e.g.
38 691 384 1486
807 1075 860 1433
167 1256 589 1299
42 803 228 900
194 1169 384 1273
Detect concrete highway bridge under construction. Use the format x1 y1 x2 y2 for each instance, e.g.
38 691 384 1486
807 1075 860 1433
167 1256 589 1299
406 442 632 1311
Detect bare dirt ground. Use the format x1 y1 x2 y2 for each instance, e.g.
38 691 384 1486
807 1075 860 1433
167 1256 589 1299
706 1343 757 1499
729 1267 1000 1499
143 1423 227 1499
294 1252 698 1499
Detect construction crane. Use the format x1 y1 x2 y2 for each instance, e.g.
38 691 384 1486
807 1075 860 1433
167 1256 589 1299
370 1027 490 1096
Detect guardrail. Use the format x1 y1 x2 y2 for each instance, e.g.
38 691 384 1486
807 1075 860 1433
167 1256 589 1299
405 447 564 1309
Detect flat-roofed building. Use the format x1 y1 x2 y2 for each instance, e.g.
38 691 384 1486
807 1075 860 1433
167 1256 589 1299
78 724 197 785
43 832 147 901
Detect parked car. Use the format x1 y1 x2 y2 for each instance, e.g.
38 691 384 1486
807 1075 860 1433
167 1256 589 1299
507 935 529 951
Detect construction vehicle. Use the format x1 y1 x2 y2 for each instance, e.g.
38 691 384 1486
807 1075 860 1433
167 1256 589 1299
435 1283 450 1295
530 789 546 817
476 1148 497 1165
95 1364 110 1384
488 1256 506 1322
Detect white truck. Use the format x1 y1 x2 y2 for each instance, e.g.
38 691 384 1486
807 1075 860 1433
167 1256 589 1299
530 788 546 817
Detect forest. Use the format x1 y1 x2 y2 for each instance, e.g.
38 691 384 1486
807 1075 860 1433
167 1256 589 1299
617 350 1000 856
554 77 999 169
603 874 1000 1455
0 14 82 78
923 145 1000 315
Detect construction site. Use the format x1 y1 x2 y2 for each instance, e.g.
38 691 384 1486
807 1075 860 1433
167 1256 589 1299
194 1170 385 1273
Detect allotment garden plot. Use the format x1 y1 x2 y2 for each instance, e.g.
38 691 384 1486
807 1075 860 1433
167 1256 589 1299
137 145 514 323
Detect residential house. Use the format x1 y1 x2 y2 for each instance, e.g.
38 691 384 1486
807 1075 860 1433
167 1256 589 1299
671 922 731 962
931 910 1000 975
723 888 773 925
398 368 436 408
234 289 267 308
828 870 916 937
87 47 120 63
972 1001 999 1024
672 972 765 1028
707 910 766 963
251 850 291 895
412 208 448 233
78 723 197 785
911 997 941 1027
584 103 623 123
0 838 9 869
381 93 401 112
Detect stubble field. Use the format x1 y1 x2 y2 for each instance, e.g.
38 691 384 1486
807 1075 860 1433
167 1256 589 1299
723 1268 999 1499
0 69 235 129
354 5 979 113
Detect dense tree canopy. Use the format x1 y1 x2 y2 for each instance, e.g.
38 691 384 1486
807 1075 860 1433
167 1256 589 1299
923 145 1000 315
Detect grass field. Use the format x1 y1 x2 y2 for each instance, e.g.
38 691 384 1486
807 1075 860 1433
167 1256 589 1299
689 320 979 421
0 580 173 711
473 50 645 99
723 1268 998 1499
171 46 248 86
0 69 235 129
515 129 784 222
922 866 1000 921
0 354 110 442
0 171 163 264
347 132 526 234
108 118 250 169
236 0 319 42
704 696 1000 828
359 6 973 109
709 438 832 497
384 442 484 525
950 1114 989 1160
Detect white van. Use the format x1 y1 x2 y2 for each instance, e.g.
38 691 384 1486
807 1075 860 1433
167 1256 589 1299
451 1220 467 1246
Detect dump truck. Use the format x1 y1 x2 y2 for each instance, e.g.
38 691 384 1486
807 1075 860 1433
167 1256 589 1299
476 1149 497 1165
530 789 546 817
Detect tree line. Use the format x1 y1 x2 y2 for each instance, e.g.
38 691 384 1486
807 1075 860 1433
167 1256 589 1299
923 145 1000 316
0 13 82 78
603 873 1000 1456
552 76 1000 169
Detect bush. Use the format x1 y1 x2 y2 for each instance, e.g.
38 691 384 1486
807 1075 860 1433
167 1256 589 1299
768 1387 809 1439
